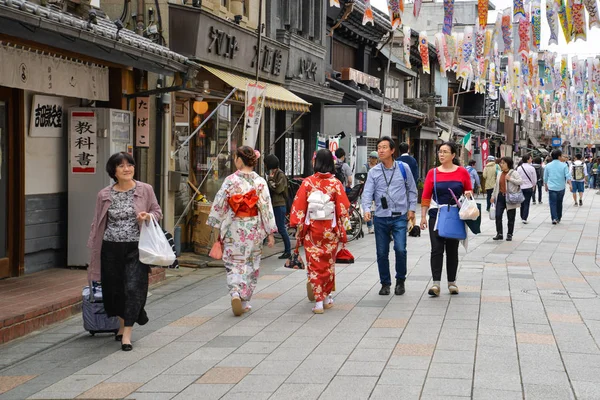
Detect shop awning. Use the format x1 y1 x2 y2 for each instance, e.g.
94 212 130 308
435 120 469 138
202 65 311 113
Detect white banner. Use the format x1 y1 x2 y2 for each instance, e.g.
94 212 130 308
0 44 109 101
328 137 340 153
70 111 97 174
29 95 65 138
243 82 266 148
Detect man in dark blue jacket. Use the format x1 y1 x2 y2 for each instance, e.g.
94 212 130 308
396 142 419 183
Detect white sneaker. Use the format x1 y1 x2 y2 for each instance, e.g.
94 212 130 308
522 220 528 224
368 226 374 234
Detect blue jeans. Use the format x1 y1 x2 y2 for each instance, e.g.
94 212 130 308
273 206 291 253
374 215 408 286
548 189 565 222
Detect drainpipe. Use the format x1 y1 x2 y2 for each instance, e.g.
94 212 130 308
154 76 164 205
162 92 172 230
136 0 144 35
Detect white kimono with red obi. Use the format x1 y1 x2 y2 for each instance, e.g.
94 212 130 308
207 171 277 301
289 173 350 302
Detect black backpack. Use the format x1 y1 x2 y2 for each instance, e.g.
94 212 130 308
334 162 346 185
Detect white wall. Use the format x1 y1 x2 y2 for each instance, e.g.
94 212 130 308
24 91 79 195
324 106 392 139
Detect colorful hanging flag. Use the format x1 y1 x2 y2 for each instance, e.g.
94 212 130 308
475 25 485 60
501 9 513 54
481 139 489 164
403 26 412 69
583 0 600 29
330 0 340 7
556 0 571 43
571 0 587 41
388 0 403 30
546 0 559 45
414 0 422 18
443 0 455 35
363 0 374 25
514 0 526 21
419 31 430 74
531 0 541 51
434 33 448 76
458 27 473 81
478 0 489 28
518 13 530 58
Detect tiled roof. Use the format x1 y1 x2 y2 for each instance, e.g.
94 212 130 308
327 78 426 122
0 0 190 72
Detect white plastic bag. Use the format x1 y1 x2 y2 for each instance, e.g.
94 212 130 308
459 194 480 221
139 215 176 266
489 204 496 221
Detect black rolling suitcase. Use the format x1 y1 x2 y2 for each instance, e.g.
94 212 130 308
82 281 120 336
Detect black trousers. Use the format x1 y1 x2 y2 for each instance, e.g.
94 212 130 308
486 189 494 211
101 241 149 327
428 214 459 282
495 193 516 236
520 188 533 221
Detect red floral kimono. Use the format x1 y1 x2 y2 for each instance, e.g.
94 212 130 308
290 173 350 302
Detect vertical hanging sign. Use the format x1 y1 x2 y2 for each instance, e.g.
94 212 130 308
481 139 489 165
70 111 97 174
243 82 266 148
136 97 150 148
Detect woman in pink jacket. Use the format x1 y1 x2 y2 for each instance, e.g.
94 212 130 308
87 152 162 351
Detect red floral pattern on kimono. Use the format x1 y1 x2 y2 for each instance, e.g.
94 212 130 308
289 173 350 302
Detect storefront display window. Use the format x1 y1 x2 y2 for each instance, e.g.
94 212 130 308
190 101 244 202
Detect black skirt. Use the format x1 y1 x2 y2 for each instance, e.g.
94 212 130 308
101 241 150 326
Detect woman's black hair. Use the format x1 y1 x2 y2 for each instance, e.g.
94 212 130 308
501 156 514 169
468 159 476 166
106 152 135 181
438 141 458 154
313 149 335 174
533 156 542 164
522 154 532 163
264 154 279 170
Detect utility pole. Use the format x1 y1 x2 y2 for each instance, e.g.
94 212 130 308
256 0 264 175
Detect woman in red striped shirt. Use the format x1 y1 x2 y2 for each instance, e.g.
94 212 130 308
420 142 473 297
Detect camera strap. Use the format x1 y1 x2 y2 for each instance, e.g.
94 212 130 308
381 163 396 197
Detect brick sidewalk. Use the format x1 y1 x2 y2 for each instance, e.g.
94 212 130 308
1 190 600 399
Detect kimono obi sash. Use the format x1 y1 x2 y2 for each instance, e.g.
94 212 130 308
228 190 259 218
305 189 336 227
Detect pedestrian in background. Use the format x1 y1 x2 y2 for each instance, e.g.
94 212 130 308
397 142 419 184
482 156 498 212
420 141 472 296
517 154 537 224
466 159 481 195
570 154 587 206
264 154 292 260
363 136 418 296
532 156 544 204
208 146 277 316
544 149 572 225
334 148 353 191
87 152 161 351
290 149 350 314
362 151 379 234
491 157 523 241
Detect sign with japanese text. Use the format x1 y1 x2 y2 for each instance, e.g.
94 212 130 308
70 111 97 174
481 139 489 165
243 83 266 148
29 95 64 138
552 137 562 147
0 44 109 101
329 137 340 153
136 97 150 148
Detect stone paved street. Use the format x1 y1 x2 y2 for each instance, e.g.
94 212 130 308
1 191 600 399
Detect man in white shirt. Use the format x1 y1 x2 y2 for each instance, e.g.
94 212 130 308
570 153 588 206
517 154 537 224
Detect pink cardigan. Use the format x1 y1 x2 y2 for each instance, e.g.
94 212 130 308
86 181 162 281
